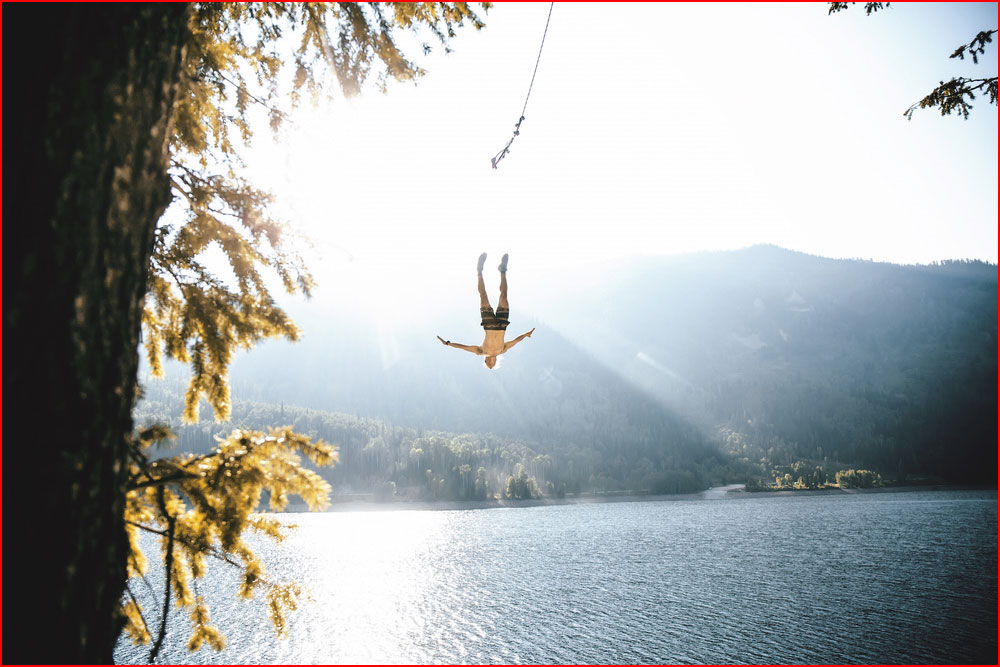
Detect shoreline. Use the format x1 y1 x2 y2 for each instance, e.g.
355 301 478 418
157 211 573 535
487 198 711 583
738 482 996 498
319 487 724 513
284 483 994 514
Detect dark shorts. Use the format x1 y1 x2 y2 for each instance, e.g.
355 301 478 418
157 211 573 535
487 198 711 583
481 306 510 331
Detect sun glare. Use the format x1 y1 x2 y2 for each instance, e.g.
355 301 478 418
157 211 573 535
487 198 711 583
275 511 450 663
248 96 495 324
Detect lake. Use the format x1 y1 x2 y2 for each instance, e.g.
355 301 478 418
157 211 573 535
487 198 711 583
114 488 997 664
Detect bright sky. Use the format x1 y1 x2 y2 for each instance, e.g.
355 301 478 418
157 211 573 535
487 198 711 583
247 2 997 312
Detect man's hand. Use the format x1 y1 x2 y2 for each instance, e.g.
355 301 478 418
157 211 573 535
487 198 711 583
437 336 450 346
503 328 536 353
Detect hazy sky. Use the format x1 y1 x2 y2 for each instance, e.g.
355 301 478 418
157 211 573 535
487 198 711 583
247 2 997 308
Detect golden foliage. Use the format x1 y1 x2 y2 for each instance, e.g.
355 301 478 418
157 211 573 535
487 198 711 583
122 427 338 659
187 598 226 652
144 2 489 423
131 4 487 658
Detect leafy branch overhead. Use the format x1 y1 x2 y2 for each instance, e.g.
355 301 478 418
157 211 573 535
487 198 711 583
827 2 887 16
144 3 490 423
828 3 998 120
905 30 998 120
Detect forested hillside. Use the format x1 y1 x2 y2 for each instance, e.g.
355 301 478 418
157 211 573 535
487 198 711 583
138 246 997 496
135 393 728 500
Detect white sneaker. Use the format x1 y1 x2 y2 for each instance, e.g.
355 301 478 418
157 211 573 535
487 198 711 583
498 254 509 273
477 252 487 274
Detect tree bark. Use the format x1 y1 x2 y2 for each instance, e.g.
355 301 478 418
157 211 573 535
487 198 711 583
3 5 190 662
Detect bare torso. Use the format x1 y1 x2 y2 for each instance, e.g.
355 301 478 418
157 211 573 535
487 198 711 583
481 330 507 356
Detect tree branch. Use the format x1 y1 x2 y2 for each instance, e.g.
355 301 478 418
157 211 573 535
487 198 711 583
904 76 999 120
214 69 292 125
150 487 176 663
950 29 996 64
128 470 200 491
130 552 160 603
128 452 219 491
126 519 289 586
828 2 887 16
125 583 153 643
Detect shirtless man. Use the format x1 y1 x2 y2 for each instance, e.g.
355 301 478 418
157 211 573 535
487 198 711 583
437 253 535 369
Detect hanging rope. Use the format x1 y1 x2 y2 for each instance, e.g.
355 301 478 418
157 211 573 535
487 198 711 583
491 2 555 169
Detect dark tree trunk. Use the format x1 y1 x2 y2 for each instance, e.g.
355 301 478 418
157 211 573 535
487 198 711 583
3 5 190 662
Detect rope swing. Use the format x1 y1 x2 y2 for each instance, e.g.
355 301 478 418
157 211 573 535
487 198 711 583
490 2 555 169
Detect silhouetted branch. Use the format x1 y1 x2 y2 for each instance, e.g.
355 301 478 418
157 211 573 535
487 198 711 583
150 488 176 663
904 76 998 120
828 2 887 16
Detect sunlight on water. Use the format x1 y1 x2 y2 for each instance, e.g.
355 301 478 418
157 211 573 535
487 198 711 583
115 490 997 665
272 511 450 664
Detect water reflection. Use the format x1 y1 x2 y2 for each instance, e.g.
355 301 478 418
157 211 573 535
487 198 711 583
115 490 998 665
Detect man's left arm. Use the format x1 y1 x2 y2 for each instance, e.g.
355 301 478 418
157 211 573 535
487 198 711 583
502 327 535 353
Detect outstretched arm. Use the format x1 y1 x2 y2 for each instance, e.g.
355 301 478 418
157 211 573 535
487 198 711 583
501 327 535 353
437 336 483 355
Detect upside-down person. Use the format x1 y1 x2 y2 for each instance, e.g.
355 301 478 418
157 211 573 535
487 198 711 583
437 253 535 369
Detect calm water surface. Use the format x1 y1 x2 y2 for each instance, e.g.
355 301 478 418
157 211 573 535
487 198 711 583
115 488 997 664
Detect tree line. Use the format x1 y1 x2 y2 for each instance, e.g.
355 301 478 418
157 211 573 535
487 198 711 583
137 387 727 503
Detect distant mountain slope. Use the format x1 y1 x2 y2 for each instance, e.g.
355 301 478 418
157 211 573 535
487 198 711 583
212 310 706 453
140 311 725 494
538 246 997 481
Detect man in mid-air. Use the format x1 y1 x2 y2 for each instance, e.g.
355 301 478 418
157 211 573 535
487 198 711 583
437 253 535 369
